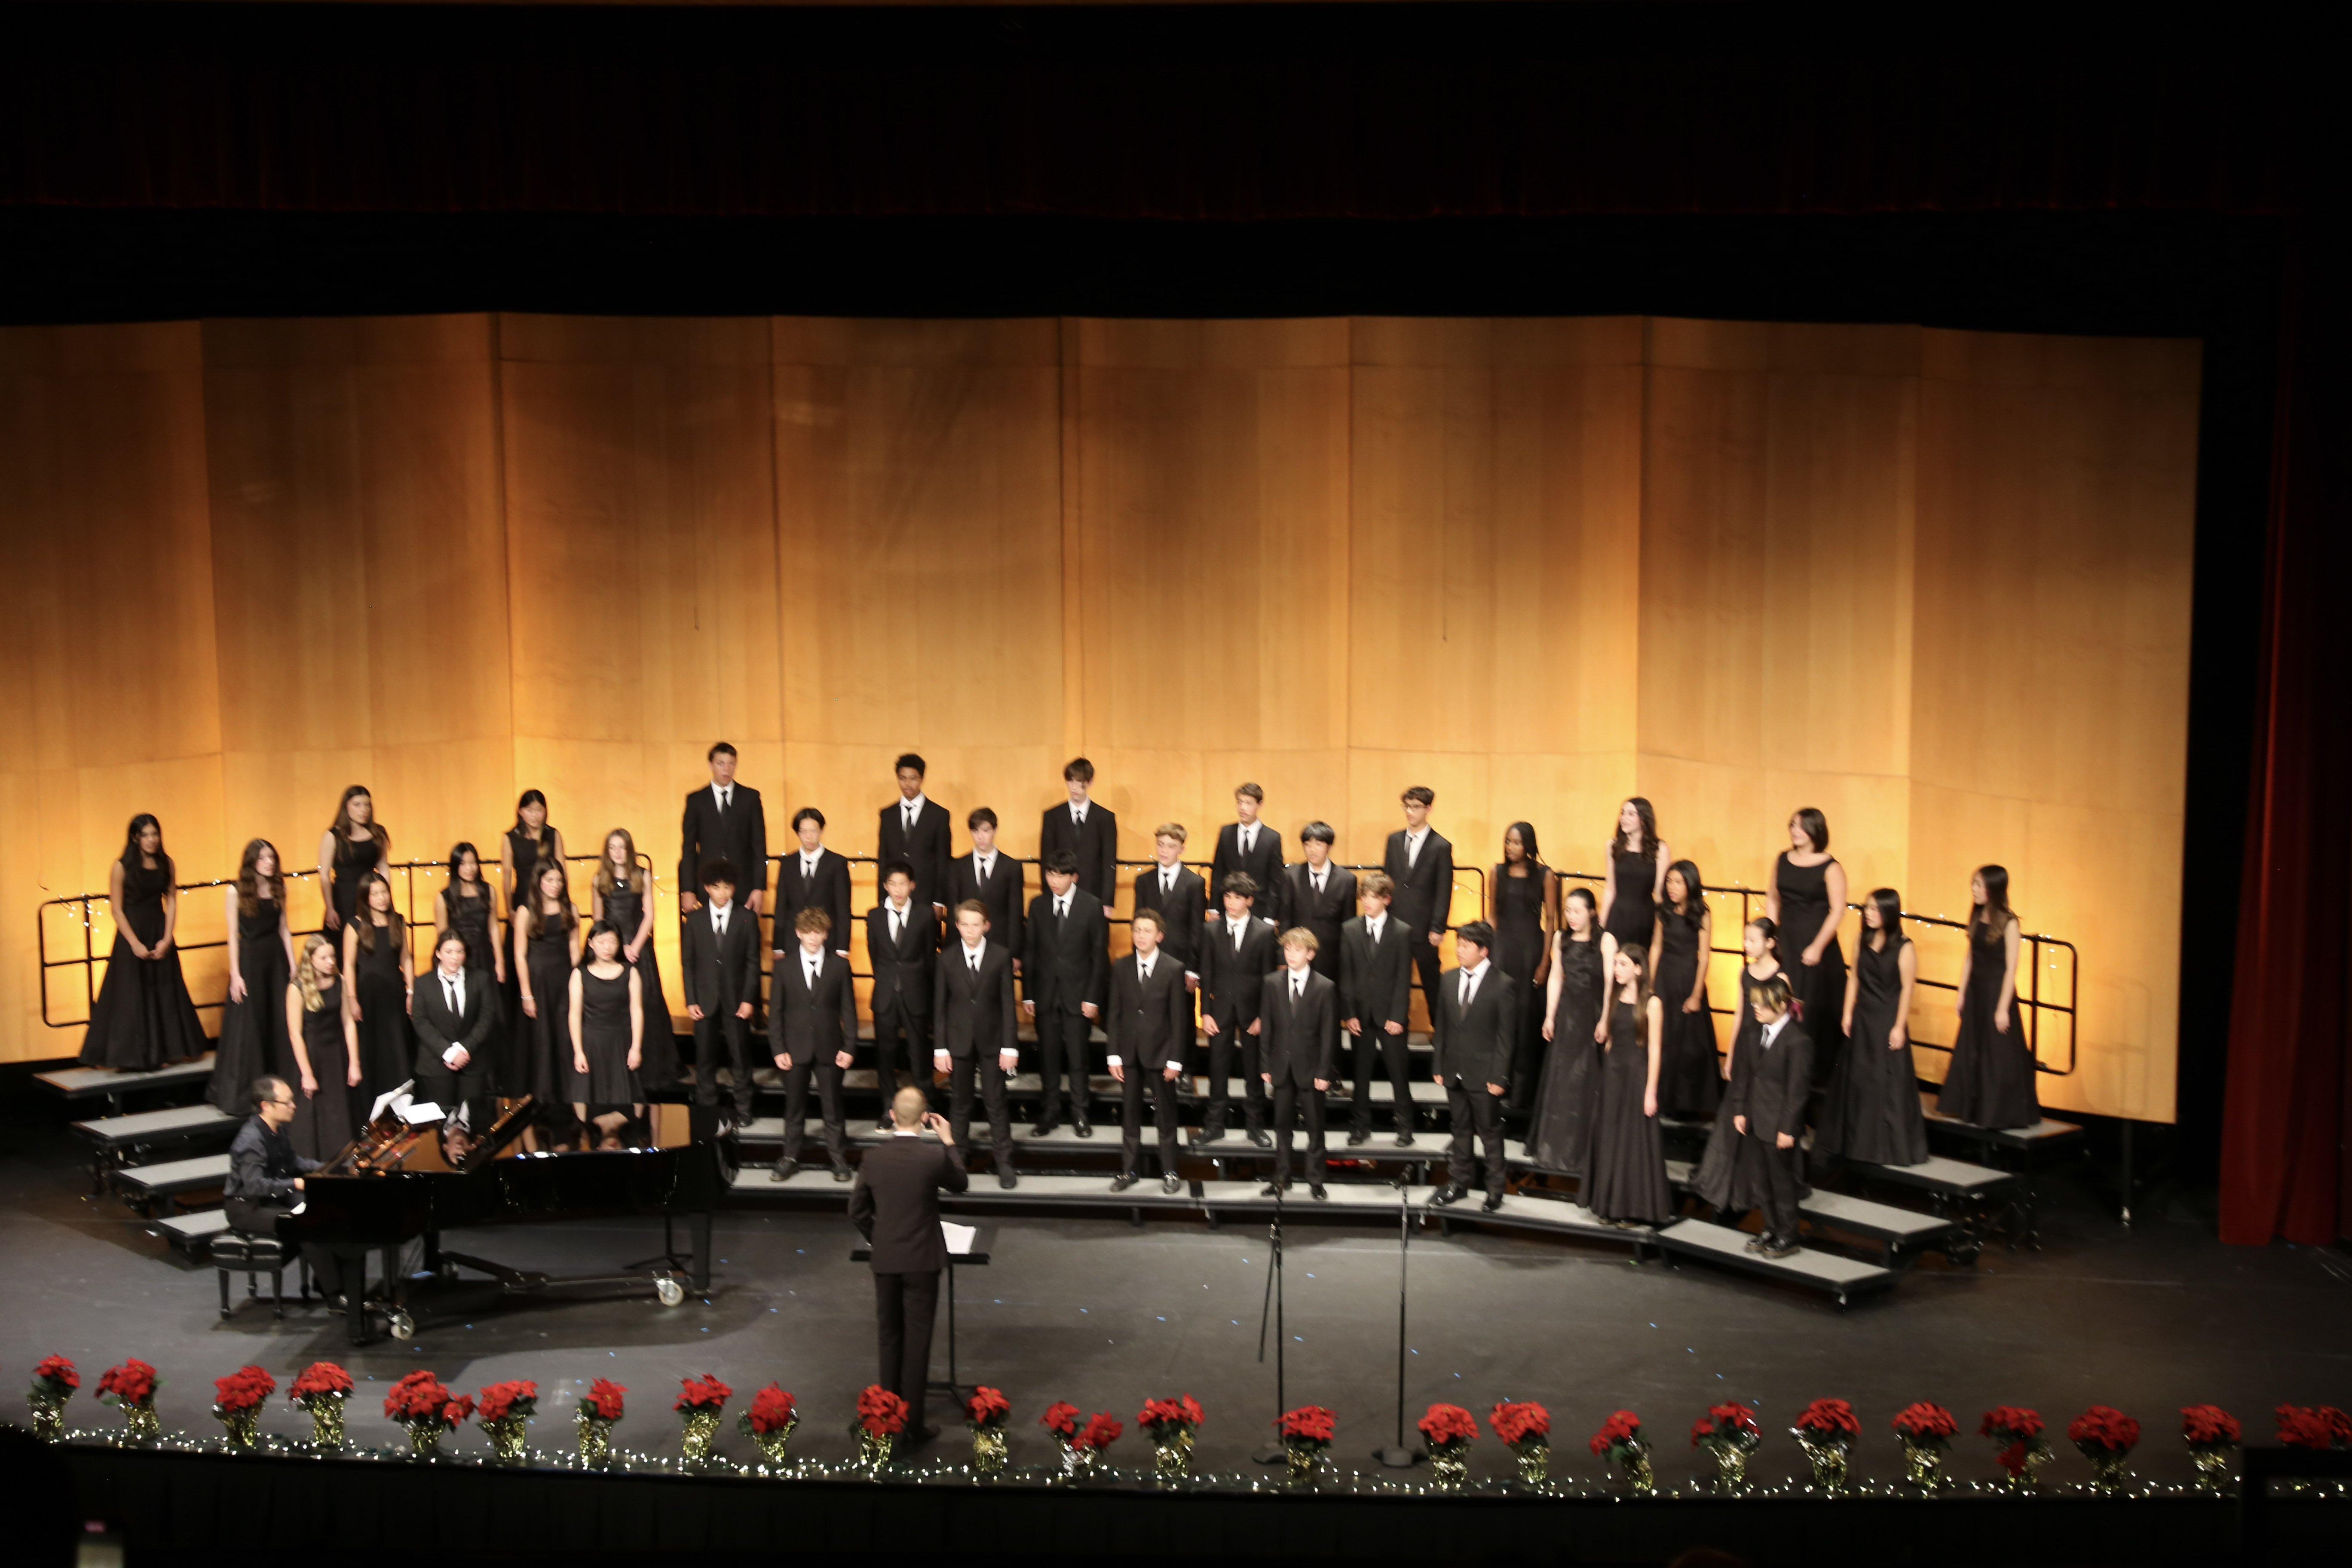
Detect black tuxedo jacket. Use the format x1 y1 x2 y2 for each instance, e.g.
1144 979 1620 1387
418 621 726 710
1038 803 1118 904
1210 823 1287 925
867 900 942 1017
849 1135 968 1274
1107 953 1191 1069
933 940 1020 1059
1383 828 1456 939
1338 914 1415 1031
1283 862 1357 975
682 903 763 1013
411 969 493 1070
769 949 858 1064
877 797 954 912
1730 1018 1813 1141
680 783 769 899
1199 915 1279 1031
1131 863 1207 973
1433 963 1521 1089
773 848 854 955
948 852 1026 957
1023 889 1109 1014
1258 968 1340 1085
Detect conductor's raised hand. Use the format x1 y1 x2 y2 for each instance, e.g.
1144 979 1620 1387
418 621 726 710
922 1110 955 1146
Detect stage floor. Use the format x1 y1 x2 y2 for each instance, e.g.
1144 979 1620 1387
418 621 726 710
6 1081 2347 1494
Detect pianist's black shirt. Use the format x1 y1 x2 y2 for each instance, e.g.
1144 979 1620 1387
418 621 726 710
225 1114 320 1208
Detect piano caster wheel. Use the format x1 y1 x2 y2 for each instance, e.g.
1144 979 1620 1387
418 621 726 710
655 1276 686 1308
388 1308 416 1341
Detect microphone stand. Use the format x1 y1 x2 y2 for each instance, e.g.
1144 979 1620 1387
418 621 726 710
1249 1180 1288 1464
1376 1178 1422 1467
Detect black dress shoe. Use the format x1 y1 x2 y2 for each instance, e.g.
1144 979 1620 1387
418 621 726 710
1109 1171 1138 1192
1481 1192 1505 1213
1030 1120 1060 1138
1247 1128 1273 1148
1762 1236 1801 1259
1161 1171 1183 1194
1345 1129 1369 1147
1395 1130 1416 1147
1310 1185 1329 1201
1742 1233 1768 1254
1194 1127 1226 1145
1432 1185 1470 1206
732 1107 756 1129
1260 1180 1288 1197
769 1159 800 1183
998 1169 1019 1189
1074 1119 1093 1138
831 1161 853 1183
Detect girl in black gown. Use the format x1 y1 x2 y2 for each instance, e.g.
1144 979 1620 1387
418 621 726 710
1651 859 1720 1115
434 842 509 1092
284 934 359 1162
568 921 645 1146
317 785 388 936
80 815 208 1071
1528 888 1612 1172
514 860 581 1109
342 872 415 1111
1694 918 1786 1211
501 790 566 912
1580 944 1675 1226
206 839 296 1112
1766 808 1846 1086
1937 865 2041 1128
591 828 676 1093
1488 823 1556 1112
1599 797 1668 950
1819 888 1929 1163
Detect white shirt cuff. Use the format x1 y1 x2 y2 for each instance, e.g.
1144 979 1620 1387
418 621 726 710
442 1044 465 1068
1105 1055 1122 1067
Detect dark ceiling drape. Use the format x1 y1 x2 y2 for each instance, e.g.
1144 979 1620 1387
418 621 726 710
3 2 2344 1241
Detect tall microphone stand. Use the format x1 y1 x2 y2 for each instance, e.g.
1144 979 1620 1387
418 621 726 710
1376 1178 1422 1466
1249 1181 1288 1464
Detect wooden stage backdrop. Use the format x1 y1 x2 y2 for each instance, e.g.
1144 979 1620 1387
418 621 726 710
0 315 2197 1123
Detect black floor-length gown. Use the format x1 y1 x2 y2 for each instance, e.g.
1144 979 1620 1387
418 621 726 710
1694 964 1785 1211
80 861 208 1070
1773 853 1847 1084
601 881 677 1092
572 964 643 1107
290 977 357 1162
1818 935 1929 1163
1653 908 1721 1114
521 918 578 1106
1937 921 2042 1128
1604 847 1660 948
206 897 291 1112
328 833 380 931
1527 931 1605 1173
443 884 512 1091
1491 867 1547 1109
350 919 415 1109
1580 997 1675 1224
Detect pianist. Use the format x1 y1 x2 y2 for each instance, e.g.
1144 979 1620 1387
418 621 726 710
223 1075 343 1300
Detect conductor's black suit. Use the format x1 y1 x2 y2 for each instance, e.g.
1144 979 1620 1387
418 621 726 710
848 1132 968 1434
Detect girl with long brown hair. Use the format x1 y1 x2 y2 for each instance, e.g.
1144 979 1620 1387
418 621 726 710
591 827 675 1090
284 933 360 1161
80 815 208 1071
205 838 296 1112
1580 943 1673 1226
317 785 388 932
342 870 415 1108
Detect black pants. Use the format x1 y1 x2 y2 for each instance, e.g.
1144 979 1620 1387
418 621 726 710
874 1269 941 1433
691 1008 756 1117
778 1054 845 1166
1348 1025 1417 1133
949 1051 1014 1163
870 998 931 1107
224 1197 342 1297
1409 935 1445 1029
1118 1063 1183 1175
1269 1074 1328 1186
1444 1076 1507 1198
414 1054 491 1133
1203 1016 1265 1131
1035 1008 1093 1124
1756 1136 1805 1242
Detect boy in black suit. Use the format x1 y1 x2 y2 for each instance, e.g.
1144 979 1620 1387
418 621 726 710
1430 919 1518 1212
1038 757 1118 903
1383 785 1455 1024
767 907 857 1183
1132 821 1207 982
682 858 763 1130
947 807 1025 965
1022 850 1109 1136
933 900 1022 1189
1339 870 1418 1148
680 743 767 918
866 860 940 1127
1106 907 1191 1193
1258 928 1339 1199
1729 974 1813 1258
1209 783 1286 927
1283 821 1356 982
773 807 852 961
1197 872 1278 1146
877 752 953 918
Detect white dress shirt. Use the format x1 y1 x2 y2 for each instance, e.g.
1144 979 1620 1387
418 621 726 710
1069 800 1088 826
1239 822 1257 856
1457 956 1491 1011
712 781 735 813
1228 916 1250 950
974 850 998 883
1054 891 1073 920
1366 912 1387 944
709 900 733 937
887 898 912 943
1405 827 1428 867
962 938 987 972
437 969 468 1066
803 950 824 989
900 792 928 832
1760 1014 1789 1050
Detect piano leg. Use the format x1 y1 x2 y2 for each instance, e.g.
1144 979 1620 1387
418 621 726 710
689 1210 712 1295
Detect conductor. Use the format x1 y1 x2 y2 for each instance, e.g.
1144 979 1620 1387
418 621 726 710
848 1085 968 1446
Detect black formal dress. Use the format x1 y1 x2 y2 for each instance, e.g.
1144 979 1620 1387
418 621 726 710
1604 846 1660 947
1694 965 1785 1212
442 885 507 1088
848 1133 969 1433
1491 867 1548 1108
80 861 208 1071
521 916 577 1106
601 881 677 1092
1773 853 1847 1083
349 920 414 1108
1580 998 1674 1224
573 964 641 1106
505 825 561 907
207 897 291 1112
1526 931 1605 1173
290 978 357 1162
328 833 382 929
1653 907 1721 1115
1937 920 2041 1129
1818 936 1928 1163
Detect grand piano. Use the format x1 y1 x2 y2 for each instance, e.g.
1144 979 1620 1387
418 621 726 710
281 1096 724 1345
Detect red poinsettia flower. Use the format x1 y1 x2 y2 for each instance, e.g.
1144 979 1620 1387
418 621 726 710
2275 1405 2344 1451
1996 1440 2031 1478
212 1366 276 1415
1074 1412 1123 1452
1891 1402 1957 1442
288 1362 353 1404
475 1381 537 1423
857 1385 909 1436
965 1386 1011 1428
384 1371 454 1423
31 1356 79 1396
1489 1401 1550 1447
1794 1399 1860 1439
1980 1406 2045 1441
2067 1405 2140 1455
1138 1395 1204 1434
2180 1405 2239 1446
582 1379 626 1422
1041 1400 1081 1439
97 1360 159 1406
444 1395 475 1425
1588 1409 1643 1458
742 1384 797 1435
674 1375 732 1413
1277 1405 1336 1446
1417 1403 1478 1448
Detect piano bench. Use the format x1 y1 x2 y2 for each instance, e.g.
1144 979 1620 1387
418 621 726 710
208 1231 300 1321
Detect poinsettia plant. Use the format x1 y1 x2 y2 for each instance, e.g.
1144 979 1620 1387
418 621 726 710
965 1386 1011 1431
674 1375 732 1415
739 1384 796 1437
1278 1405 1336 1453
1980 1406 2050 1479
288 1362 352 1410
97 1359 160 1409
1418 1403 1477 1453
2275 1404 2351 1451
212 1366 276 1416
1138 1394 1204 1440
1793 1398 1860 1442
1690 1402 1761 1458
1041 1400 1081 1440
384 1371 468 1433
1490 1400 1550 1451
2180 1404 2239 1449
858 1385 909 1436
1589 1409 1645 1462
1891 1402 1958 1449
1073 1412 1123 1453
31 1356 79 1402
2067 1405 2140 1458
476 1380 538 1424
581 1378 626 1424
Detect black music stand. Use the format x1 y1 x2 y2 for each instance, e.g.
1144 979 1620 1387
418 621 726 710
851 1222 993 1401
